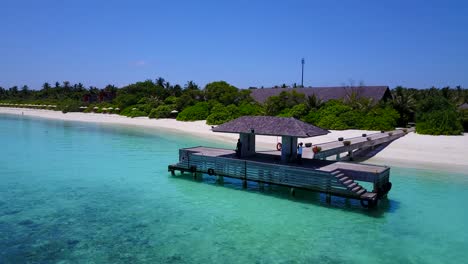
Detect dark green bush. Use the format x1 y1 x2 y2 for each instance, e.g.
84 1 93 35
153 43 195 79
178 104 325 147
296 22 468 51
58 99 81 113
302 100 399 130
206 104 240 125
128 110 148 118
278 103 308 118
461 109 468 132
120 105 148 117
149 105 175 119
416 97 463 135
237 102 263 116
176 102 210 121
417 110 463 135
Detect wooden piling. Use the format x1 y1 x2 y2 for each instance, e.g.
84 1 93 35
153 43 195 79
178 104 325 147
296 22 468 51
290 187 296 197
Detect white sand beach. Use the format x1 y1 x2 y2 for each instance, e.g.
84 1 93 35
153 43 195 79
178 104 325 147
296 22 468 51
1 107 467 173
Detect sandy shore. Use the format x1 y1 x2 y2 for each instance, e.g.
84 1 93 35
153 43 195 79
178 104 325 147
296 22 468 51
1 107 467 173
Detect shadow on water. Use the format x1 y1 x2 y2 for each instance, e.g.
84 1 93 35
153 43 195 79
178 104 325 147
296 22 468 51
171 171 400 218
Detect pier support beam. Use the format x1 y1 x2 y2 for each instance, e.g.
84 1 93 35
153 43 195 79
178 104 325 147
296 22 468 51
242 180 247 189
290 188 296 197
281 136 298 163
326 193 331 204
259 182 264 191
348 151 354 161
240 133 256 157
217 175 224 185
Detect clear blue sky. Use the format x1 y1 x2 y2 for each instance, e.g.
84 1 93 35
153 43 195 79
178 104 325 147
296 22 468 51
1 0 467 89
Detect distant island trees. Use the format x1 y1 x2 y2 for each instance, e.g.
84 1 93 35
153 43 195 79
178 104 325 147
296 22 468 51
0 79 466 135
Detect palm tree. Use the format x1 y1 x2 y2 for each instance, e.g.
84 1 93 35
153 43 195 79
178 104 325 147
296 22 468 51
42 82 51 90
391 86 417 126
306 94 323 110
156 77 165 87
184 81 199 90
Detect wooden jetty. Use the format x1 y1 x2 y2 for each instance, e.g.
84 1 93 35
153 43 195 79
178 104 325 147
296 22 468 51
312 128 413 160
168 116 402 208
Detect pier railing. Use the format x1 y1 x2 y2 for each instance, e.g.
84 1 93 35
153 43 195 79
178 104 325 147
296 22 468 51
313 129 410 160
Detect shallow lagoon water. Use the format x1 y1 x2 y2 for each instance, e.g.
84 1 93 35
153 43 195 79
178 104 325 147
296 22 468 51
1 114 468 263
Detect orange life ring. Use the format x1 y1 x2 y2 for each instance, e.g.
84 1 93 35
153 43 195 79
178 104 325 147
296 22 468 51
276 143 282 151
313 146 319 154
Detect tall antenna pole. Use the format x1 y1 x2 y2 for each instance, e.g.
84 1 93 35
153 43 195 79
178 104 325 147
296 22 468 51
301 58 305 87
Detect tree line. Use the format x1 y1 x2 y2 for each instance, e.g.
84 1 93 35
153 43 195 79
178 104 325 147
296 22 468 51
1 79 467 135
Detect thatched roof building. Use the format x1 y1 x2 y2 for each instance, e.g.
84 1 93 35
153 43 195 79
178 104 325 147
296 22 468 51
213 116 329 138
459 103 468 110
213 116 329 162
249 86 391 104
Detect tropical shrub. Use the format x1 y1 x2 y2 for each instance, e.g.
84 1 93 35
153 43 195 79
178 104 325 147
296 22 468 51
278 103 309 118
149 105 175 119
417 110 463 135
416 96 463 135
206 104 240 125
58 99 81 113
176 102 210 121
237 102 263 116
361 106 399 131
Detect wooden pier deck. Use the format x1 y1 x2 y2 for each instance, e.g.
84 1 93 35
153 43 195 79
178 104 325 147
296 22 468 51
312 128 413 160
168 146 392 207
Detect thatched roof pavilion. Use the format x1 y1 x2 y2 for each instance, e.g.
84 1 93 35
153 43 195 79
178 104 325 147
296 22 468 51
213 116 329 162
213 116 329 137
250 86 391 104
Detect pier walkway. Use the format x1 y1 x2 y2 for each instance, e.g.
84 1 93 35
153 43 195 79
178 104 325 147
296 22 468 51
312 128 413 160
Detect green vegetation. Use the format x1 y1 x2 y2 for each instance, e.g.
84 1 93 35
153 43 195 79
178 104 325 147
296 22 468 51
0 80 466 135
177 102 211 121
302 100 399 131
416 96 463 135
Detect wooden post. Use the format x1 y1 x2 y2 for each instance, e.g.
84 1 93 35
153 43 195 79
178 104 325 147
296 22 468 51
242 180 247 189
217 175 224 185
290 187 296 197
259 182 264 191
170 170 175 176
348 151 353 161
326 193 331 204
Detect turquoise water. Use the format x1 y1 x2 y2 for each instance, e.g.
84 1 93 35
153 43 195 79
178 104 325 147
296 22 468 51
1 114 468 264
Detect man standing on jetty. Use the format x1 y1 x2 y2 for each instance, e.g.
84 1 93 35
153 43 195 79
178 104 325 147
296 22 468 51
297 142 304 164
236 139 242 158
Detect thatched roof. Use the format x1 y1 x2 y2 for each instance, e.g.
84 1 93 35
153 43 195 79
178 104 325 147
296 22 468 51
459 103 468 110
212 116 329 138
250 86 391 104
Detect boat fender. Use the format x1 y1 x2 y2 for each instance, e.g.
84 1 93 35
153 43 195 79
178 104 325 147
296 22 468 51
276 143 282 151
207 168 215 176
